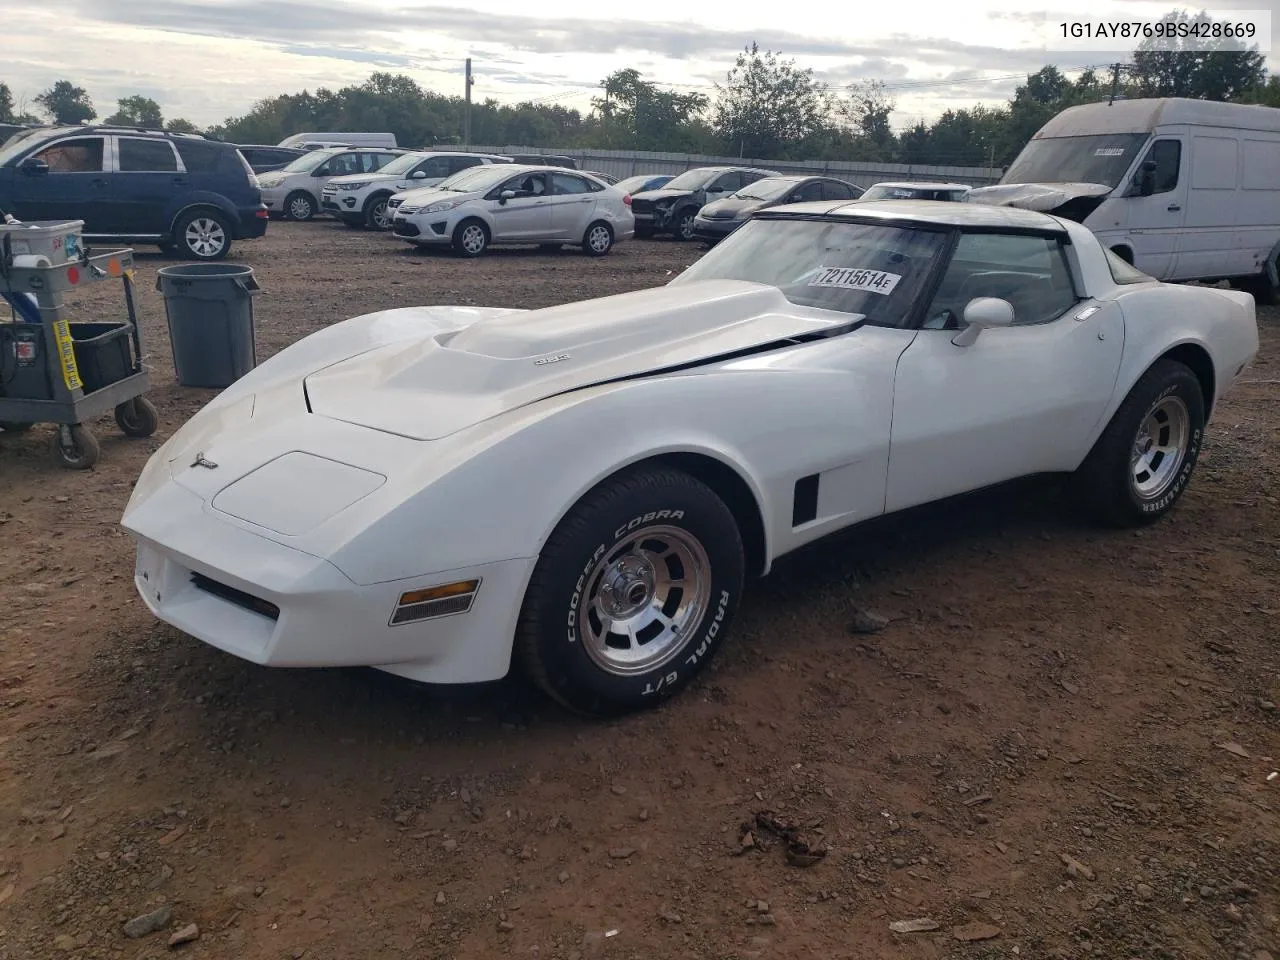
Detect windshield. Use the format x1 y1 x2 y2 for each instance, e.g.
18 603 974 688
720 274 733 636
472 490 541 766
735 178 795 201
663 168 721 191
616 175 663 194
438 165 509 192
372 152 428 176
1001 133 1149 188
670 217 948 326
0 129 57 166
279 148 338 173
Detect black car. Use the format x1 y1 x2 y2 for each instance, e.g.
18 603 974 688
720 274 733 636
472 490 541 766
508 153 578 169
630 165 780 240
692 175 863 244
0 126 267 260
237 144 310 174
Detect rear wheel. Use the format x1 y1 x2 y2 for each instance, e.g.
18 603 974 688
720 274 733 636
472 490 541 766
1069 359 1204 527
175 210 230 261
452 219 489 257
582 221 614 256
516 466 745 717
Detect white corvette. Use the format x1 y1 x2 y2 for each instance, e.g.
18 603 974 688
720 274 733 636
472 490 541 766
120 200 1259 716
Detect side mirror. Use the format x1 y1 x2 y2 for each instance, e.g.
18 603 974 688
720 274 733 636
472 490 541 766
1141 159 1158 172
499 189 515 204
952 297 1015 347
412 170 427 179
20 157 49 176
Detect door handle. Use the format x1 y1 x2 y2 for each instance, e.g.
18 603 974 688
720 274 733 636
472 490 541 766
1167 203 1181 211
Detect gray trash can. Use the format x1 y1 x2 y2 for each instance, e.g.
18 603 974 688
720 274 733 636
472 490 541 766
155 263 261 388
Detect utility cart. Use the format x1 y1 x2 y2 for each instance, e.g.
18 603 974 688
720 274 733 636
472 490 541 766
0 220 158 469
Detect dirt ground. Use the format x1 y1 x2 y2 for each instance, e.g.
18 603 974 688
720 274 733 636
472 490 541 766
1 221 1277 960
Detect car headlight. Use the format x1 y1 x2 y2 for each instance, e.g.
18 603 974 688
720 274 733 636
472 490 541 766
422 200 460 214
337 181 370 191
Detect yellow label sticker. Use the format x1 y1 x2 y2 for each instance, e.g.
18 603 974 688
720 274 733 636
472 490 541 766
52 319 83 392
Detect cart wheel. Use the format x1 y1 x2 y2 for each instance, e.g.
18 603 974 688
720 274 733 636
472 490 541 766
50 424 100 470
115 397 159 438
0 420 34 434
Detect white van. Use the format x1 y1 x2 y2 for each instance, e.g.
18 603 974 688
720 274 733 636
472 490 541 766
968 98 1280 303
277 132 397 150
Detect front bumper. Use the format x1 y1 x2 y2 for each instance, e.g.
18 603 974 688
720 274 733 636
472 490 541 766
392 212 455 245
124 480 533 684
692 216 740 242
259 186 286 212
633 207 675 231
322 189 364 217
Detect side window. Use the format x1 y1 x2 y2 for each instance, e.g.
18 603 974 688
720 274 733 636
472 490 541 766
822 181 856 201
414 156 452 179
712 172 743 193
501 172 549 198
448 155 482 174
328 153 360 176
1139 139 1181 194
364 152 397 172
176 139 224 173
32 137 105 173
118 138 179 172
922 232 1079 329
552 173 591 194
791 180 825 203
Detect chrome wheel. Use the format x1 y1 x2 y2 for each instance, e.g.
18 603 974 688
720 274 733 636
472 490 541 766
184 217 227 258
370 199 392 229
578 525 712 677
288 194 314 221
586 224 612 253
460 223 487 255
1131 395 1190 500
677 212 695 240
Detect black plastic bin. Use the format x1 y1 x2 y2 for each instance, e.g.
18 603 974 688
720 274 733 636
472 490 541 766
155 263 261 389
71 322 134 394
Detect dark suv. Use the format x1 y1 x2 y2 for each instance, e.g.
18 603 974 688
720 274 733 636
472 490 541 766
236 144 309 174
0 126 267 260
630 165 780 240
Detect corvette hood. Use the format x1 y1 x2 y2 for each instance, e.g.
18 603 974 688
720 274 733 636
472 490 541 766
304 280 853 441
967 181 1112 211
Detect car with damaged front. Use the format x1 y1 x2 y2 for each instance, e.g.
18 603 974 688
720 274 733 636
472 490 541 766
119 199 1259 718
630 165 780 240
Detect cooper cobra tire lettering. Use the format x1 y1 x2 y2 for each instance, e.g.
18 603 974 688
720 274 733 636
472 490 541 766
615 509 683 540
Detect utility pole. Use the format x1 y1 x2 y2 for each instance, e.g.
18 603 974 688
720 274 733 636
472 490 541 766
1107 63 1129 105
464 58 474 145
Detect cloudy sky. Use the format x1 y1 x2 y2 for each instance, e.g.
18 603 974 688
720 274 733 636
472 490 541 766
1 0 1275 133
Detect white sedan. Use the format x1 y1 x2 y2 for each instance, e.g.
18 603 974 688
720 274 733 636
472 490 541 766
120 200 1258 717
388 164 634 256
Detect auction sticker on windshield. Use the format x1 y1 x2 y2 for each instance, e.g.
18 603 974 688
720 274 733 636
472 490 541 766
808 267 902 295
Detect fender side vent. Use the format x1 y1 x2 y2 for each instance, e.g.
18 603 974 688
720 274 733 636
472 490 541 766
792 474 819 527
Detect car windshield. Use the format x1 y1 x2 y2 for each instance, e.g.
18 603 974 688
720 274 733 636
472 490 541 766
438 165 509 192
735 178 796 201
669 217 948 326
616 175 664 194
1001 133 1149 188
863 185 927 200
279 149 338 173
373 152 429 176
0 129 56 165
663 168 721 191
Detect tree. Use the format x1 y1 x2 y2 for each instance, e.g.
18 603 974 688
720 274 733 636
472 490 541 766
711 43 833 159
105 95 163 128
0 82 14 123
590 69 708 151
165 118 200 134
1240 75 1280 108
1130 9 1266 101
34 80 96 124
837 79 897 159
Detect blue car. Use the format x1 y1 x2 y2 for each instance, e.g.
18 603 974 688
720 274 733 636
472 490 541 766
0 126 268 260
614 173 674 197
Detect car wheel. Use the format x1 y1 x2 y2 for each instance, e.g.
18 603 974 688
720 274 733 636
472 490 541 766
1069 359 1205 527
114 397 159 438
674 209 697 241
452 219 489 257
582 221 614 256
364 195 394 230
516 466 745 717
175 210 231 261
285 191 316 222
1242 252 1279 306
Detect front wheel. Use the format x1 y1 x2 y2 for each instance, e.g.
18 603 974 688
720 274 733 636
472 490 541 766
1069 359 1205 527
673 209 696 241
516 467 745 717
175 211 230 261
285 191 316 222
452 219 489 257
364 195 394 230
